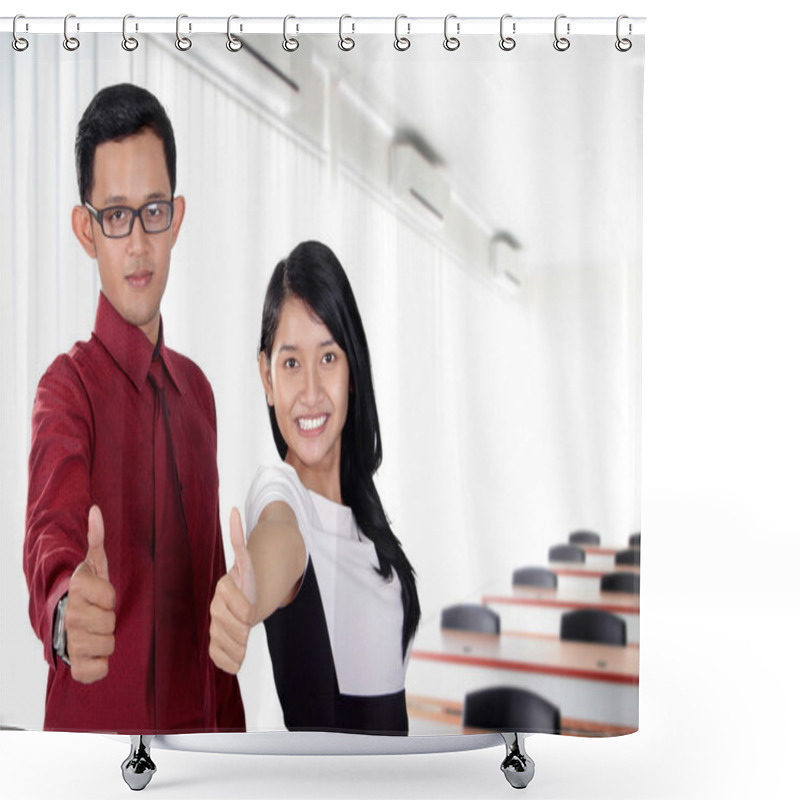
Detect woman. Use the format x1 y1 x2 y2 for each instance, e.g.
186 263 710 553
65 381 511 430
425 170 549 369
210 240 420 735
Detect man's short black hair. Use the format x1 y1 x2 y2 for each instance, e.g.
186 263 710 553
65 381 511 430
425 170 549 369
75 83 177 204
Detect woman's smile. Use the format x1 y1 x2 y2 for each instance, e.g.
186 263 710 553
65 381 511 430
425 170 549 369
297 414 330 434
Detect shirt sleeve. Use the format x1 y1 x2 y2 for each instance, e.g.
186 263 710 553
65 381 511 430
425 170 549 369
244 463 313 561
23 356 94 672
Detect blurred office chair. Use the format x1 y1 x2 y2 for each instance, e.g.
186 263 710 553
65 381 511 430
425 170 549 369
560 609 627 646
568 530 601 546
615 548 641 566
512 566 558 589
629 532 641 547
600 572 640 594
441 604 500 635
548 544 586 563
463 686 561 734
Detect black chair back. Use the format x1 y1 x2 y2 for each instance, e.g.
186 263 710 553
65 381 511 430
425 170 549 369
441 604 500 635
629 532 641 547
463 686 561 733
600 571 640 594
615 548 640 566
568 530 601 546
548 544 586 563
512 567 558 589
560 609 627 646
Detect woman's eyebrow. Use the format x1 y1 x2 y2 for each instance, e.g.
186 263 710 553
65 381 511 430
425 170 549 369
276 338 336 353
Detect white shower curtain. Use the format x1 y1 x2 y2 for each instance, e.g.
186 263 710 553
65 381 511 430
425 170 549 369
1 18 643 739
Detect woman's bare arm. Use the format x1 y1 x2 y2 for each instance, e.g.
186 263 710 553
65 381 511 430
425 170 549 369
247 501 307 621
209 503 305 675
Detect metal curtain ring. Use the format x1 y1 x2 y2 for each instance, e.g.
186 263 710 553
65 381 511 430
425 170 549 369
122 14 138 51
12 14 29 51
226 15 242 52
615 14 632 52
443 14 460 51
175 14 192 51
394 14 410 51
338 14 355 51
63 14 80 51
553 14 570 51
283 15 299 52
499 14 516 51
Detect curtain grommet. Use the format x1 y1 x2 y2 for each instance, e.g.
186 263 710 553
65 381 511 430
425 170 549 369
394 15 411 51
63 14 80 51
444 14 460 51
283 15 299 52
499 14 516 51
338 14 355 51
553 14 571 52
122 14 138 51
12 14 29 52
615 15 632 52
226 15 242 52
175 14 192 52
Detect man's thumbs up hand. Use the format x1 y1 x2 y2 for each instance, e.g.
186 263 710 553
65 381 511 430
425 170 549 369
66 505 117 684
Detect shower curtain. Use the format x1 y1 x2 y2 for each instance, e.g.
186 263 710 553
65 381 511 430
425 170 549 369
1 14 644 748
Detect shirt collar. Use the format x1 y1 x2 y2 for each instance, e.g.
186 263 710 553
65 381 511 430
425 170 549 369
93 292 184 394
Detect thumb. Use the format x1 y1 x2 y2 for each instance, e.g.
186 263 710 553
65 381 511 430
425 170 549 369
230 507 256 607
85 504 109 581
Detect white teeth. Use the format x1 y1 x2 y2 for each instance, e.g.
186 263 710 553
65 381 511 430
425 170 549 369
298 415 327 431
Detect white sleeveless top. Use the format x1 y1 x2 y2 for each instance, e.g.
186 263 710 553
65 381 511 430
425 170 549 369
245 463 407 696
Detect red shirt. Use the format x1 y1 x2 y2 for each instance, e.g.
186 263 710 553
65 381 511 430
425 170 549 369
24 293 245 733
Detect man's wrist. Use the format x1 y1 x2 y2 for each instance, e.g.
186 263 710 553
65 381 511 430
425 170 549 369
52 593 70 667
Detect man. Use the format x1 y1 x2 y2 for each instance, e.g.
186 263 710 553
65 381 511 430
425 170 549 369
23 83 245 734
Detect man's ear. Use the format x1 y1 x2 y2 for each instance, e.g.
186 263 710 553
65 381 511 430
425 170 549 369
259 351 274 406
169 195 186 248
71 205 97 259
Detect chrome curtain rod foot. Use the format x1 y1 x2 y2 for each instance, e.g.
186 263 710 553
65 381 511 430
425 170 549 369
499 732 535 789
121 735 156 791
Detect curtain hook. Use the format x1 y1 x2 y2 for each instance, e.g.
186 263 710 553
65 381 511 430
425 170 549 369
338 14 355 51
226 15 242 52
615 14 632 52
499 14 516 51
63 14 80 51
443 14 460 51
175 14 192 51
394 14 410 51
122 14 138 51
282 15 299 52
553 14 570 52
12 14 29 52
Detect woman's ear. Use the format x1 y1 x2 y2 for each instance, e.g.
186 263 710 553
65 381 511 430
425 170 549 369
259 351 274 406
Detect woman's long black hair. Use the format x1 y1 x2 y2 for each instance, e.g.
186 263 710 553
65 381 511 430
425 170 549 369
260 241 420 656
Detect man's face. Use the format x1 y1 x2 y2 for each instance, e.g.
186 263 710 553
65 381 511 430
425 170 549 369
72 128 185 345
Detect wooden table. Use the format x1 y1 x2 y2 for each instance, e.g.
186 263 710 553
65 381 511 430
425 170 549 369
547 562 640 594
483 585 640 643
407 627 639 732
573 544 640 569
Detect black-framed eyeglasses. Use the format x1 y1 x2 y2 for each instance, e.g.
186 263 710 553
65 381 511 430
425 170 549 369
84 200 174 238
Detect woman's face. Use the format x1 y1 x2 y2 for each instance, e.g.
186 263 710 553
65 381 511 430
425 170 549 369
260 294 350 499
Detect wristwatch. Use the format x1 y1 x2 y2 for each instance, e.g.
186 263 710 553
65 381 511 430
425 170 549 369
52 593 71 667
